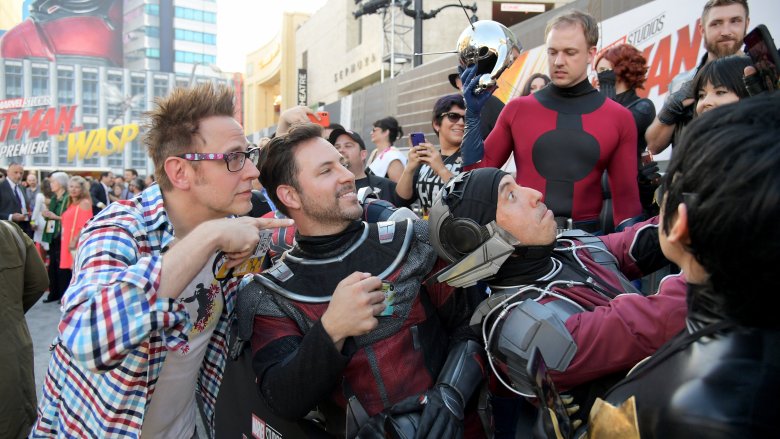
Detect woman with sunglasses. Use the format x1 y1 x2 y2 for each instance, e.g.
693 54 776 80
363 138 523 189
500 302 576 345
367 116 406 182
396 94 466 217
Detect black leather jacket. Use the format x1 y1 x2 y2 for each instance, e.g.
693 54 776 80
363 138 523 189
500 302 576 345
598 285 780 438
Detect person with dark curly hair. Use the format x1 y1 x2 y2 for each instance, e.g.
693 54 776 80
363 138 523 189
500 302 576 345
520 73 551 96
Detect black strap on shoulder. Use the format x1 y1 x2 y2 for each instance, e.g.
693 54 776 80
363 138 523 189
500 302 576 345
559 230 641 296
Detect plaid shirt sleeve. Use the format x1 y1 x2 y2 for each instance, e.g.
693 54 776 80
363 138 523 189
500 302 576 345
58 211 190 373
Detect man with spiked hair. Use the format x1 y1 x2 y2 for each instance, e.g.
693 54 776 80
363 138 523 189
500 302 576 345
32 83 291 438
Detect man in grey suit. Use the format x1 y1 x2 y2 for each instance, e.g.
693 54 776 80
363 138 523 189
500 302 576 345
0 162 33 238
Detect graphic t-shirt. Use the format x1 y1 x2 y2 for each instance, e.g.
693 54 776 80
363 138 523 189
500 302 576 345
141 254 224 438
413 149 463 212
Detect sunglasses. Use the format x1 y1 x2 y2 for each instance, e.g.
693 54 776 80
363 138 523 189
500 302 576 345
440 112 466 123
178 146 260 172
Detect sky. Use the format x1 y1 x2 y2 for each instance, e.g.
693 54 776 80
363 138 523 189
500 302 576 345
216 0 328 73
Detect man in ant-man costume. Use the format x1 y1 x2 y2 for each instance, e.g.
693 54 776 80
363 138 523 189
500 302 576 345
427 168 687 433
459 11 642 233
0 0 122 66
236 123 486 438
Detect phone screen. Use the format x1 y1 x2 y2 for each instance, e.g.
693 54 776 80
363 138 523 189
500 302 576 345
411 132 425 146
745 26 780 91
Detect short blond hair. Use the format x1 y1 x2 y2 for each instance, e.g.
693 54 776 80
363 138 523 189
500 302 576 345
545 10 599 48
144 82 235 191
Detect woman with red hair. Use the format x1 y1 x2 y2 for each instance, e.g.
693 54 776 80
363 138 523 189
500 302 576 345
595 44 658 216
595 44 655 156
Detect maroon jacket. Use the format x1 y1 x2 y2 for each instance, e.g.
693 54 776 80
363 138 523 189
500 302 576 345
550 218 687 389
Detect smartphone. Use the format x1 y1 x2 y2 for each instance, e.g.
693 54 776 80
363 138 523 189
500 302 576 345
306 111 330 127
744 25 780 92
410 132 426 147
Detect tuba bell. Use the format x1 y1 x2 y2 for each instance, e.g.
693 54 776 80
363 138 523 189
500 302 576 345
456 20 521 93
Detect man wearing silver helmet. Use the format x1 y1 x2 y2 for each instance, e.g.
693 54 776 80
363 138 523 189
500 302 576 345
459 11 643 235
427 167 687 428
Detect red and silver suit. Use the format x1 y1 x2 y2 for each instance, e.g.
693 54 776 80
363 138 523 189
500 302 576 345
237 219 486 438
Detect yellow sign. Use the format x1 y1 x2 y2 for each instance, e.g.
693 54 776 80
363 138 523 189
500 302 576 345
63 124 139 162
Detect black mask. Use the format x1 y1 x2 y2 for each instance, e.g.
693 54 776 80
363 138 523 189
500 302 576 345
597 70 617 99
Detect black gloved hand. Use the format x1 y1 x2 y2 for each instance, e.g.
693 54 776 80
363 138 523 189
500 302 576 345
460 64 498 116
743 65 769 96
414 384 464 439
388 385 465 439
637 160 660 185
658 80 695 125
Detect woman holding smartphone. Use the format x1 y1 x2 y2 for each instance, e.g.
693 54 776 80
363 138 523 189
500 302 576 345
396 94 466 217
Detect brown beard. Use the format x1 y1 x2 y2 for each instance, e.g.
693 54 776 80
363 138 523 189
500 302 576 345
704 29 745 59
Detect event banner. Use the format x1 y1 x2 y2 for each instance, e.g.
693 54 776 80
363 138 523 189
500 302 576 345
495 0 780 111
0 96 139 161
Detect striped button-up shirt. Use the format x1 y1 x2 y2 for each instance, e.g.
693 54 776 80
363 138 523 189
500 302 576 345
33 184 241 438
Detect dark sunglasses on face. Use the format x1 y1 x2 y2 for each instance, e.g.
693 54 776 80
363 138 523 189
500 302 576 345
177 145 260 172
440 112 466 123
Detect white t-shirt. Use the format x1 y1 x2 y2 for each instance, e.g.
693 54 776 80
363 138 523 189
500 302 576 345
141 255 224 439
368 147 407 178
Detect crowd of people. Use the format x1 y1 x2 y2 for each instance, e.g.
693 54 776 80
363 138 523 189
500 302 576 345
4 0 778 438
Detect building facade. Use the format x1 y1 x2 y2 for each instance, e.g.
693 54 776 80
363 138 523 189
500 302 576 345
0 58 229 174
123 0 220 78
244 12 310 135
245 0 572 136
0 0 229 174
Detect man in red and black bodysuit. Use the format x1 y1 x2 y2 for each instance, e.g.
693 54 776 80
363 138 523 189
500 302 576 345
460 10 642 233
237 120 486 439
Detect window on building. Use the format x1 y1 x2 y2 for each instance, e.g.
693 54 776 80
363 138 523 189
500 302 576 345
145 26 160 38
81 122 99 166
57 68 75 105
146 48 160 58
174 6 216 23
32 139 51 165
175 51 216 65
82 70 99 116
107 149 124 168
174 28 217 45
130 75 146 117
106 70 124 122
145 4 159 15
130 135 148 169
31 65 49 96
5 64 23 98
153 76 169 98
58 135 72 167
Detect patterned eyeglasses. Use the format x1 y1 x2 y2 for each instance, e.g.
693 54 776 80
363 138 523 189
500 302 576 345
178 146 260 172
